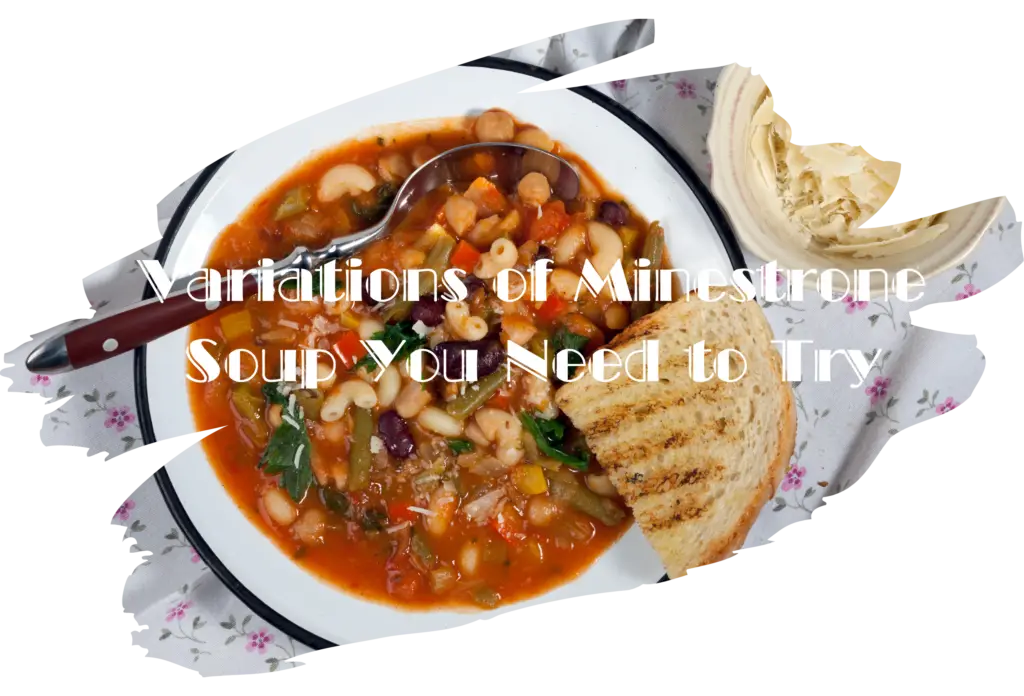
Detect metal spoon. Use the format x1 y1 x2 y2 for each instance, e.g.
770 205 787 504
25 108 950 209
26 142 580 374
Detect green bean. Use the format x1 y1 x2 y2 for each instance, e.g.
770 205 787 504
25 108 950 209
230 384 264 422
349 407 374 491
294 390 323 421
630 222 666 321
382 233 456 322
410 530 435 567
548 475 625 526
445 368 507 419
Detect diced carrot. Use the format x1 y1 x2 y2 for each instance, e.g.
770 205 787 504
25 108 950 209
511 465 548 495
536 294 569 323
529 200 571 242
485 392 510 410
450 239 482 273
332 330 367 367
491 502 527 544
464 177 507 217
388 502 419 524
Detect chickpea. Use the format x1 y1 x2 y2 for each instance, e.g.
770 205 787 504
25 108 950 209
605 303 629 330
474 110 515 142
527 496 562 527
514 128 555 151
517 172 551 207
411 145 436 168
444 194 478 236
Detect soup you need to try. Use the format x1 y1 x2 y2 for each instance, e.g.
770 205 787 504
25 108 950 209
188 110 669 609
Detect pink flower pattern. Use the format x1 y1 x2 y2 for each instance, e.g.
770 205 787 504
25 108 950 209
781 463 807 492
610 79 627 90
843 295 869 314
246 629 274 654
30 374 51 387
104 406 136 432
114 499 135 521
955 284 981 300
674 78 697 99
936 397 959 414
190 547 201 564
865 377 891 406
166 600 191 622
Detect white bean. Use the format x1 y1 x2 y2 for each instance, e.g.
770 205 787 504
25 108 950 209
459 541 482 576
586 474 618 497
262 488 297 526
318 164 376 202
527 495 562 527
358 317 384 340
375 365 400 407
395 381 432 419
315 360 336 390
554 224 586 265
550 268 582 300
417 406 464 437
292 508 326 545
587 221 624 277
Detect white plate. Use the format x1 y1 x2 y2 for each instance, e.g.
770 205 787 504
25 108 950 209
138 58 741 648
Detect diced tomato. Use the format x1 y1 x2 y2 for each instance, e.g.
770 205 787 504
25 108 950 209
332 330 367 367
528 200 570 242
388 501 419 524
491 503 527 545
536 294 569 323
485 392 510 410
450 239 482 273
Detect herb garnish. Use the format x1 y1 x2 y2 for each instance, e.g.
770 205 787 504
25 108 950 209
354 320 427 372
447 439 475 455
352 182 396 223
551 327 589 378
257 383 313 501
519 412 590 471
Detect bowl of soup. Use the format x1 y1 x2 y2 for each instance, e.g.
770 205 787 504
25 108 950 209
138 57 742 647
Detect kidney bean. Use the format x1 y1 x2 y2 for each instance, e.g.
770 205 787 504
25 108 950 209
378 410 415 459
410 295 446 326
433 339 505 379
598 201 628 227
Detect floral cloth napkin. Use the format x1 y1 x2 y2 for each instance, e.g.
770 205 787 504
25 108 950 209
4 19 1020 675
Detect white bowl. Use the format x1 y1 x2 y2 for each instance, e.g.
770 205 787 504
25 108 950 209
708 64 1004 297
137 57 742 648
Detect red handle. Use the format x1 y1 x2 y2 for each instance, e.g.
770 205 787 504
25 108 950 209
63 274 258 369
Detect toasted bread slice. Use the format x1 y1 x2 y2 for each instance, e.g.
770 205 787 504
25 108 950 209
554 289 796 578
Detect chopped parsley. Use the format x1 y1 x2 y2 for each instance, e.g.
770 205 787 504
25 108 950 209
354 320 427 372
257 383 313 502
351 182 396 223
519 412 590 471
447 439 475 455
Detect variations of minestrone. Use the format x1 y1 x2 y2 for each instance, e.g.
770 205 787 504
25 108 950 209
188 110 669 609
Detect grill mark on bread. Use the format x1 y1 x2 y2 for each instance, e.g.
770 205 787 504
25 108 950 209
617 462 726 501
580 382 727 438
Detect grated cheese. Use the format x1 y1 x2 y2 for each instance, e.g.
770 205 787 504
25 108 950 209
385 521 411 534
369 435 383 454
407 506 436 517
293 443 305 469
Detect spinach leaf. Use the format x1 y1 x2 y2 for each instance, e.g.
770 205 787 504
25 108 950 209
519 412 590 471
551 327 589 377
257 386 313 501
447 438 475 455
351 182 397 223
